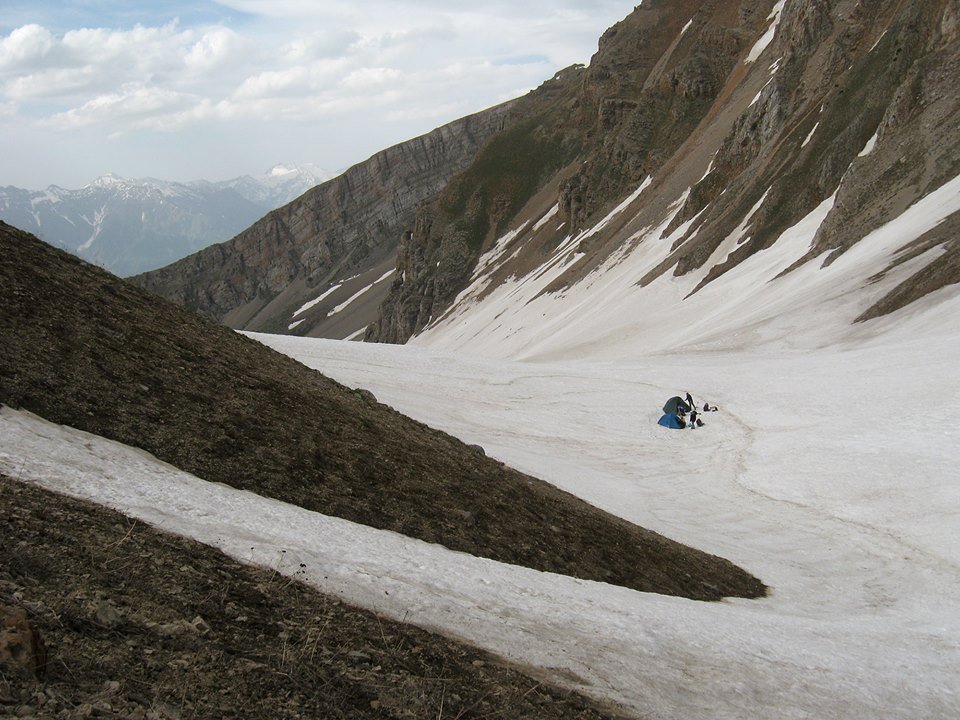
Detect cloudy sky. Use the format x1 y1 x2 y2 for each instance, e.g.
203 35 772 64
0 1 635 189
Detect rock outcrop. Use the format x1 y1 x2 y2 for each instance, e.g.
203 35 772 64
367 0 960 344
132 102 519 337
0 605 47 678
655 0 960 294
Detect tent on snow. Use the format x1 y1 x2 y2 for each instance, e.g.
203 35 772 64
662 396 692 415
658 412 686 429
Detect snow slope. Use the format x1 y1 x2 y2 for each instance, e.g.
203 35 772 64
255 171 960 716
3 285 959 718
412 173 960 360
3 174 960 717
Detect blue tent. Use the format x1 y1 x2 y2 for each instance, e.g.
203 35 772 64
658 412 686 429
662 396 691 414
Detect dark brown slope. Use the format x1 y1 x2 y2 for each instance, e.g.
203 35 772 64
1 476 621 720
0 223 765 601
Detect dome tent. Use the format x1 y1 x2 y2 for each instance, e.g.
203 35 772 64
662 396 692 415
658 412 686 429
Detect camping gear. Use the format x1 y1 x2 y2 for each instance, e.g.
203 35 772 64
662 396 692 415
658 412 686 429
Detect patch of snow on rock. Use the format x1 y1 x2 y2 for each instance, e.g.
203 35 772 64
745 0 787 63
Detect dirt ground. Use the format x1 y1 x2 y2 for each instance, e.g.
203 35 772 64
1 475 628 720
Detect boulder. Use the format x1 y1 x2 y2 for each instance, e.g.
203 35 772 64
0 605 48 678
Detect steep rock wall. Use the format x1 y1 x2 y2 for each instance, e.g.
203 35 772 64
132 102 518 336
366 0 776 343
369 0 960 345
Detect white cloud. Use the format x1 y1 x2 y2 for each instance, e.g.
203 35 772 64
42 83 191 130
354 23 455 52
0 2 638 187
211 1 359 20
341 66 401 89
59 22 192 68
233 66 311 99
1 3 615 130
6 66 97 100
0 24 54 69
279 30 359 62
185 27 245 71
1 22 200 103
139 97 238 131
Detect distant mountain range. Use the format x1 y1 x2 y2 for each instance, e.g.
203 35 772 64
0 165 329 276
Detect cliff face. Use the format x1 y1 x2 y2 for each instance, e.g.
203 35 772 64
132 102 517 337
134 0 958 347
366 0 779 342
648 0 960 292
367 0 960 346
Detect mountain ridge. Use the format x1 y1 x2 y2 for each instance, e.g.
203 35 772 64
0 165 326 276
131 99 528 338
367 0 960 346
121 1 959 347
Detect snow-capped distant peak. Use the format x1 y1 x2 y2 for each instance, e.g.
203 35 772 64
261 163 332 187
86 173 129 189
268 165 297 178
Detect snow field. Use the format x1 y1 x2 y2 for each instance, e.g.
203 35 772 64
240 172 960 717
3 170 959 718
249 292 960 717
4 280 959 718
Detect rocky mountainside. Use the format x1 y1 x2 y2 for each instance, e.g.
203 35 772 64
128 0 957 347
365 0 960 344
132 101 524 338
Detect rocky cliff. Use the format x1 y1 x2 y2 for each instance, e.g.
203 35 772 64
366 0 778 341
132 102 519 337
132 0 958 347
366 0 960 345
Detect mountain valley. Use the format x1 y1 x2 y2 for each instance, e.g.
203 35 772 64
2 0 960 718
